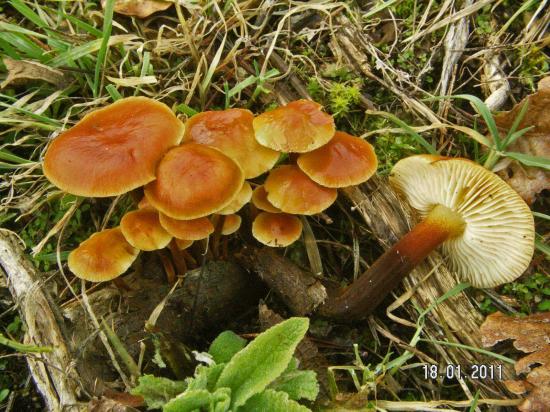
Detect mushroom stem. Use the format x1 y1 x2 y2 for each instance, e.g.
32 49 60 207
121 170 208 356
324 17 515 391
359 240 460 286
319 204 465 320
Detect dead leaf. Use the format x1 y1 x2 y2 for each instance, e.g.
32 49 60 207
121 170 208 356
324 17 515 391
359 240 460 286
537 76 550 91
102 0 172 18
103 389 144 408
503 379 529 395
481 311 550 412
480 311 550 352
88 397 141 412
1 57 68 89
494 88 550 204
516 345 550 374
519 366 550 412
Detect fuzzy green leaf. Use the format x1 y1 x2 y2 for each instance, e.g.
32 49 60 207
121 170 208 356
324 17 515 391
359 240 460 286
163 388 231 412
131 375 186 410
238 389 311 412
187 364 226 392
215 317 309 408
269 370 319 401
209 331 247 364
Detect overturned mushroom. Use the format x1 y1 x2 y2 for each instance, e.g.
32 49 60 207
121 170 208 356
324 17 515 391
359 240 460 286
320 155 535 320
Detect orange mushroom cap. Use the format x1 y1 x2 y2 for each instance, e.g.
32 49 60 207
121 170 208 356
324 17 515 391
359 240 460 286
68 227 139 282
175 239 194 250
159 213 214 240
264 165 337 215
120 208 173 251
253 100 336 153
144 143 245 220
218 182 253 215
183 109 280 178
43 97 184 197
297 131 378 188
221 214 242 235
251 185 281 213
252 212 303 247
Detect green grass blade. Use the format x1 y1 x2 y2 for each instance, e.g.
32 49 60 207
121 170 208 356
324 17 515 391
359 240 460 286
419 339 515 364
0 149 31 164
106 84 123 101
0 22 50 40
0 32 45 60
533 212 550 221
9 0 48 29
62 13 103 37
452 94 501 148
503 126 534 148
0 333 52 353
367 110 437 154
535 236 550 260
93 0 115 97
503 152 550 170
47 34 135 68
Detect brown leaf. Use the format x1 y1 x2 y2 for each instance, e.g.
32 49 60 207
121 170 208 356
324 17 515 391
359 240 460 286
103 389 145 408
1 57 68 88
481 312 550 412
518 366 550 412
88 397 141 412
494 88 550 204
516 346 550 374
538 76 550 90
102 0 172 18
480 311 550 352
503 379 529 395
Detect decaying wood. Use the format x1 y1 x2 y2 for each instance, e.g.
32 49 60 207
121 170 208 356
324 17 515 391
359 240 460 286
0 231 85 411
238 247 327 316
343 178 514 394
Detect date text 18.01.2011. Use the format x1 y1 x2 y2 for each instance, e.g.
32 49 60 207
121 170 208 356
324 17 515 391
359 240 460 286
422 364 503 380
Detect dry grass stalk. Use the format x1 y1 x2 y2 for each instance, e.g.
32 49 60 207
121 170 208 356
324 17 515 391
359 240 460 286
0 231 84 411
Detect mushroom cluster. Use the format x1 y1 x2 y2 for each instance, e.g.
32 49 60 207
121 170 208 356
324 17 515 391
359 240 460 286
43 97 378 283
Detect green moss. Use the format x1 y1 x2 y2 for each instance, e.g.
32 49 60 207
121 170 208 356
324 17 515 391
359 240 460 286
328 82 362 118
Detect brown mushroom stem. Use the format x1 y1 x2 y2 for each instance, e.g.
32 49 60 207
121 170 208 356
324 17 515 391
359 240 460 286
319 204 465 320
168 239 188 277
210 215 226 258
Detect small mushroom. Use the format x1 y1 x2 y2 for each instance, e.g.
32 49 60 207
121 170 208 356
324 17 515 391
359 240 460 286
218 182 253 215
264 165 337 215
158 213 214 240
43 97 184 197
320 155 535 320
220 214 242 236
253 100 335 153
120 208 172 251
252 212 303 247
183 109 280 178
251 185 281 213
68 227 139 282
174 239 194 250
297 131 377 188
144 143 244 219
